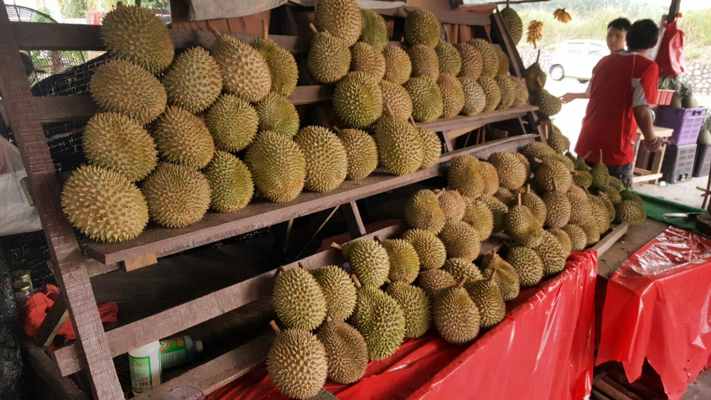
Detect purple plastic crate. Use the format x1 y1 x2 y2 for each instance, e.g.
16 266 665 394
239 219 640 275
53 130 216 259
662 143 697 183
654 106 706 145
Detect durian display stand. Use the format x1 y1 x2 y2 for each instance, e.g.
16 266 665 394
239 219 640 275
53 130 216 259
0 2 545 398
595 223 711 400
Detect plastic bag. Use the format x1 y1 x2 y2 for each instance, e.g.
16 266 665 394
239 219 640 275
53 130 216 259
655 20 685 78
0 137 41 236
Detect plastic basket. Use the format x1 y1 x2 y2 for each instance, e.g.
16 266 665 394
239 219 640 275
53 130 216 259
662 143 697 183
654 106 707 145
653 89 675 106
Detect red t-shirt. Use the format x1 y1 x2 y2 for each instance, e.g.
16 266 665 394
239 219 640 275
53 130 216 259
575 53 659 166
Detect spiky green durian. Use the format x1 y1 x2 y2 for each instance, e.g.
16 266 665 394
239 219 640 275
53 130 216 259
245 131 306 203
255 92 300 138
333 72 383 128
153 106 215 170
142 163 211 228
253 38 298 97
212 34 271 102
315 0 362 47
338 128 378 180
205 94 259 152
294 126 348 193
383 44 412 85
203 151 253 212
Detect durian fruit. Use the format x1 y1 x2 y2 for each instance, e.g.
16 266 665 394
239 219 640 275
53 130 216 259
142 163 211 228
383 44 412 85
351 41 386 80
205 94 259 152
439 221 481 262
443 258 483 284
504 246 544 287
334 72 383 128
351 285 405 360
591 154 610 191
573 170 593 189
308 30 351 84
531 230 567 276
495 46 510 76
339 239 390 287
534 159 573 193
459 76 487 116
255 92 300 138
547 125 570 154
433 282 481 344
153 106 215 170
404 76 444 123
616 200 646 225
212 34 271 102
521 188 547 228
532 89 562 117
465 274 505 327
380 80 413 121
267 325 328 400
417 127 442 168
162 47 222 114
294 126 348 193
273 266 327 330
463 198 494 241
317 320 368 385
567 188 594 226
620 190 643 205
203 151 254 212
604 186 623 205
437 189 466 223
438 73 465 118
550 228 572 257
253 38 299 97
436 40 462 76
89 59 166 124
386 282 431 338
100 4 174 74
504 201 541 244
404 8 441 48
402 228 447 270
480 161 500 197
360 9 388 51
495 75 516 110
448 155 485 199
608 176 625 191
496 187 515 205
517 152 533 178
469 39 499 78
562 224 587 251
338 129 378 181
525 52 547 92
580 220 601 245
382 239 420 284
405 189 446 233
315 0 362 47
542 190 572 228
245 130 306 203
312 266 357 322
500 6 523 45
456 42 483 80
488 152 527 190
512 77 530 107
374 116 423 176
591 195 611 234
599 193 617 222
61 165 148 243
418 269 456 297
82 112 157 182
521 141 556 163
482 195 509 233
409 44 440 80
479 76 502 112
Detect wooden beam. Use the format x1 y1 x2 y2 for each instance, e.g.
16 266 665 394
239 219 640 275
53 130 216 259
375 5 492 26
22 340 89 400
0 3 123 398
134 335 273 399
83 135 537 268
416 105 537 131
54 224 403 376
342 201 367 237
592 223 629 257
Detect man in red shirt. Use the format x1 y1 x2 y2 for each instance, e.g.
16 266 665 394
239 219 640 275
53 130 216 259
574 19 664 185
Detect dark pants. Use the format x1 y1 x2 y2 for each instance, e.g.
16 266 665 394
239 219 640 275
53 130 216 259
607 163 633 187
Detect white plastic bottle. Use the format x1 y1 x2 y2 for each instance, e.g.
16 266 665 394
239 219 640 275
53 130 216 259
129 341 161 395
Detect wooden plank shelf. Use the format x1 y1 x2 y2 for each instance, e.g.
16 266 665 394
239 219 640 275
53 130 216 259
83 134 536 269
418 105 537 132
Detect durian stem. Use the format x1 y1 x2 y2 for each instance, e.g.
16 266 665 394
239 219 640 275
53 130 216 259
408 115 416 126
517 192 522 207
351 274 362 288
261 19 268 40
384 101 395 118
308 23 318 33
269 320 281 333
330 242 343 250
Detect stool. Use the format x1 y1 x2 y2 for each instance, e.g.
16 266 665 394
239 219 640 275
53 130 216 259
632 126 674 184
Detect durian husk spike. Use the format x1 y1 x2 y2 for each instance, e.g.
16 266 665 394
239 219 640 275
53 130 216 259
269 320 281 333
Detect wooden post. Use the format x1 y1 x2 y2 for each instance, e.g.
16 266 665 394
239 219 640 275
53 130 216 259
0 2 123 398
342 201 367 237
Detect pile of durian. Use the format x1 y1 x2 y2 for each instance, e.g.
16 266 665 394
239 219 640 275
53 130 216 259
265 125 647 399
59 1 539 244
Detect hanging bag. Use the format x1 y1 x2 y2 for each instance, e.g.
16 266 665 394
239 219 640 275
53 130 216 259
656 19 685 78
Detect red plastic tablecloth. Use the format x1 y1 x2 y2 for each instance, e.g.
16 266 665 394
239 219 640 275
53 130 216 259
596 226 711 400
208 250 598 400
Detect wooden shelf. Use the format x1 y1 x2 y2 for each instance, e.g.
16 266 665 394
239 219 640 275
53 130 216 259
82 134 536 270
417 105 537 131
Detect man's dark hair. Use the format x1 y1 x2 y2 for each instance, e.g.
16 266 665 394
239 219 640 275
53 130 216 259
627 19 660 51
608 18 632 32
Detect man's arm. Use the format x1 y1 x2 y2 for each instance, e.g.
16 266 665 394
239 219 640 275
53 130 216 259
634 106 656 141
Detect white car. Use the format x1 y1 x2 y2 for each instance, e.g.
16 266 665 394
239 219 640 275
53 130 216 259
548 40 608 83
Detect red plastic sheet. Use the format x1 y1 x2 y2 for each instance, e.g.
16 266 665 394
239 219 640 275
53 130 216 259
597 227 711 400
209 250 598 400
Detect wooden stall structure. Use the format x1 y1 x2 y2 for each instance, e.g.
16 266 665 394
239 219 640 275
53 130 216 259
0 1 558 398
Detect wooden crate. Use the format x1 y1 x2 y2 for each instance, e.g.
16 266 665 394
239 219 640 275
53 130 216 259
0 2 541 398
